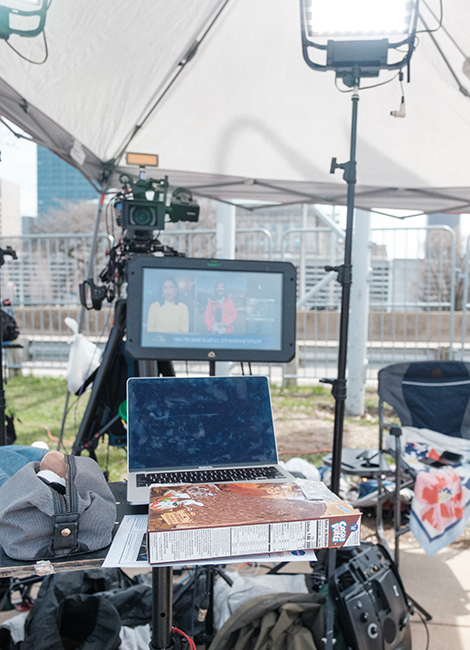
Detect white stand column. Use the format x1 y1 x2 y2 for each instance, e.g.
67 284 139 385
215 202 236 376
346 209 371 416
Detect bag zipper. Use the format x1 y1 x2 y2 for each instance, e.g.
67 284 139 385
64 454 78 513
51 455 79 514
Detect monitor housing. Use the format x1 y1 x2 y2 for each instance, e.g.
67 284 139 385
126 256 296 362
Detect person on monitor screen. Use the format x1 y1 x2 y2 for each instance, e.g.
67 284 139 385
147 278 189 333
204 281 237 334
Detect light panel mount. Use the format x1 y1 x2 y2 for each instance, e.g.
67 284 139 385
300 0 420 82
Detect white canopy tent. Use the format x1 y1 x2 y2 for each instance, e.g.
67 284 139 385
0 0 468 420
0 0 468 213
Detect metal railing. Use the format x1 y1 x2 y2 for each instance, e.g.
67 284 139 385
0 224 465 380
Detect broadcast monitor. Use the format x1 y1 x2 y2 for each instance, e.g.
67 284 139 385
126 256 296 362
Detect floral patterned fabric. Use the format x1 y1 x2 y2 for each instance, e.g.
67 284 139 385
401 440 470 555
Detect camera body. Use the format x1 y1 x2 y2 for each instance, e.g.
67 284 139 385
80 174 199 311
119 198 166 241
116 178 200 243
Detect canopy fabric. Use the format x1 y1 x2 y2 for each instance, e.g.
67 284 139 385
0 0 468 212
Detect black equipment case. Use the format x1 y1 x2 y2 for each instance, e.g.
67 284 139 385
331 542 411 650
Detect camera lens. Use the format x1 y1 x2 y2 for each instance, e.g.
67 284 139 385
131 207 155 226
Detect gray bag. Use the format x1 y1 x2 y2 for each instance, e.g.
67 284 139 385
0 454 116 560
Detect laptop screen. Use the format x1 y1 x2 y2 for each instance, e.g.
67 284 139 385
127 376 278 471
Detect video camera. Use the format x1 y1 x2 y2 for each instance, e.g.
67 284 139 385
79 161 200 312
116 173 199 244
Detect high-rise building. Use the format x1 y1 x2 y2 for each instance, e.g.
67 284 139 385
37 146 96 217
0 179 21 236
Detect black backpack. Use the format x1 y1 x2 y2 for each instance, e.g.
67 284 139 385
1 300 19 343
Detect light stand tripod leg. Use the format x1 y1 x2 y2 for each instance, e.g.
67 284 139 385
57 391 70 451
72 299 127 456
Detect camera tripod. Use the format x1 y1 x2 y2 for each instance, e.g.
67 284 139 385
71 298 175 458
71 297 233 650
0 246 17 447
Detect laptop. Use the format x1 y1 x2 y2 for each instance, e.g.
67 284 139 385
126 375 294 504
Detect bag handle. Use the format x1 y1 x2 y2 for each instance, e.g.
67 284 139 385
51 455 79 553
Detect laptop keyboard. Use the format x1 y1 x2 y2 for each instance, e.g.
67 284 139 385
136 465 285 487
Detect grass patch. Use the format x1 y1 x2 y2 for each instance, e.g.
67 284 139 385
5 375 86 446
280 451 329 467
270 384 334 411
4 375 389 483
5 375 128 482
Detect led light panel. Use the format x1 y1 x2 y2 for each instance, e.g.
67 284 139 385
304 0 414 37
0 0 41 9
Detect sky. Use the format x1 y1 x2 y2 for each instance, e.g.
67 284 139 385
0 121 37 217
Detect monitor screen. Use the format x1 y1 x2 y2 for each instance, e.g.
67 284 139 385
126 256 296 362
127 376 278 471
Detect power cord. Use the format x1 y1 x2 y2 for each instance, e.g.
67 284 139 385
391 72 406 118
172 627 197 650
335 71 400 94
414 607 430 650
417 0 443 34
4 28 49 65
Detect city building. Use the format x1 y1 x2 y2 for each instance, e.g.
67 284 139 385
37 146 96 218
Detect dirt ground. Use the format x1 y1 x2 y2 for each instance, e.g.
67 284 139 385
272 397 378 455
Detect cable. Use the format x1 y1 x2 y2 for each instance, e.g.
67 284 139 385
4 29 49 65
414 608 430 650
172 627 197 650
104 194 118 241
416 0 443 34
335 72 400 94
391 72 406 118
235 562 260 575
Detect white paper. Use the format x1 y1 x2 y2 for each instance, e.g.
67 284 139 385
103 515 317 569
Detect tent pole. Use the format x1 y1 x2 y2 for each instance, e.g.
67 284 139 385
57 191 106 451
346 208 371 416
78 192 107 333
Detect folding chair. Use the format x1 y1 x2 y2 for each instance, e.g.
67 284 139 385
378 360 470 564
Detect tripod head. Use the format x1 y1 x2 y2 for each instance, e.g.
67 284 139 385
80 239 184 312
